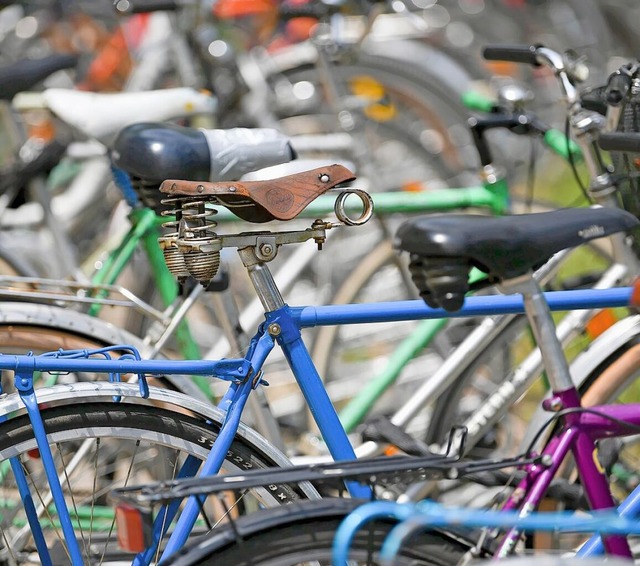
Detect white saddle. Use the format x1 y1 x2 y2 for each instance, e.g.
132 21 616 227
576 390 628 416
15 87 217 145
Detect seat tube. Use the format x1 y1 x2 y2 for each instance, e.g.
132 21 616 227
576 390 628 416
502 274 573 392
270 308 370 498
238 246 369 497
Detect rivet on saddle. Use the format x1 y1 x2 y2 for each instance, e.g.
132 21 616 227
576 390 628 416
159 164 356 223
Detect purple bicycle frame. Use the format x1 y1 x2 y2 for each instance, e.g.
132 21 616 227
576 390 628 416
497 386 640 559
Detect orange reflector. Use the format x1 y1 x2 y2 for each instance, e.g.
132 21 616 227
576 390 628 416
631 277 640 307
384 445 400 456
400 181 426 193
213 0 277 18
585 308 618 340
115 504 152 553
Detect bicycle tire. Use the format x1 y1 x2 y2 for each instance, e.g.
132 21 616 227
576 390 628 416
163 498 474 565
0 401 300 564
0 301 208 401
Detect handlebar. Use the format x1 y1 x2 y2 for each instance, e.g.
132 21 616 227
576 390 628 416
482 44 587 105
114 0 180 15
598 132 640 153
483 44 540 67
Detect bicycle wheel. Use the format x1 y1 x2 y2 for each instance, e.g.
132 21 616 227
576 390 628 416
0 400 300 565
424 315 531 454
163 498 474 565
248 43 477 189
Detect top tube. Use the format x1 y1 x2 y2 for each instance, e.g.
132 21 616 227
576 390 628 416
0 287 631 375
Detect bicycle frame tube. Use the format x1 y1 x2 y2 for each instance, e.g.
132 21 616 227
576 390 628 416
150 328 277 563
156 303 371 562
497 399 640 559
292 287 632 326
265 307 368 486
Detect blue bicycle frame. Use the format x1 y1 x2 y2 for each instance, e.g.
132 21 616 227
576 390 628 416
0 286 633 565
332 500 640 566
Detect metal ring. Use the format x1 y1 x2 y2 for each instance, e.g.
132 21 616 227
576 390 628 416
334 189 374 226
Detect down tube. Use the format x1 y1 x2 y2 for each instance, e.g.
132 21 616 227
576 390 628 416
267 308 370 498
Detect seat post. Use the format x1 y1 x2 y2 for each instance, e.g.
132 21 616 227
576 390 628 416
501 273 574 393
237 246 285 313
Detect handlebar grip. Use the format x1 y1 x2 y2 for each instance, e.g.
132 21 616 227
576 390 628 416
461 91 496 113
115 0 179 14
482 44 540 67
598 132 640 153
278 3 329 19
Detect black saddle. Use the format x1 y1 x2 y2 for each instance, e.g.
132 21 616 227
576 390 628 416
395 207 639 311
0 54 78 101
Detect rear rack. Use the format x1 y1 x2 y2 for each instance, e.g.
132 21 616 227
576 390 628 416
0 275 166 321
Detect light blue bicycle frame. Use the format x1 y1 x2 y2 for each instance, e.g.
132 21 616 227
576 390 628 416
0 286 633 565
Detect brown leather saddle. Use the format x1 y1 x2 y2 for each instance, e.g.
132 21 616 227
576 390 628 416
159 164 356 223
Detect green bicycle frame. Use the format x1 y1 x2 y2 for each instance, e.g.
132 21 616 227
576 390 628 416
337 101 583 432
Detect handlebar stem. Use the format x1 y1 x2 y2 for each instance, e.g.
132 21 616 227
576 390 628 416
535 47 579 106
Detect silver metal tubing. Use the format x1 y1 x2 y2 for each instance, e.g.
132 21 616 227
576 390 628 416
237 247 286 313
463 263 628 448
515 276 574 392
146 283 205 357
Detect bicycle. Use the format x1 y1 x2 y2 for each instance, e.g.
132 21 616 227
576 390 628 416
103 201 640 565
0 42 632 460
0 152 635 564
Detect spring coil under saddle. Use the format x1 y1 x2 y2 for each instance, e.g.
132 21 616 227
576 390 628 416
158 196 220 284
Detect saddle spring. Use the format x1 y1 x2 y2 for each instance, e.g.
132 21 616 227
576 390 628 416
159 196 221 285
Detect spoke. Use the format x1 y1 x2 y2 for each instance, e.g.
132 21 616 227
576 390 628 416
209 492 245 531
88 438 101 560
99 439 141 565
59 442 90 563
11 437 97 551
22 455 71 564
0 521 19 565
